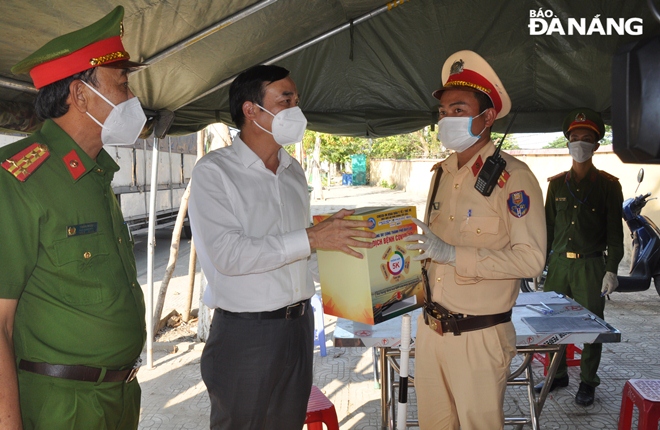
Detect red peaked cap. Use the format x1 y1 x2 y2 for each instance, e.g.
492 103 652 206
432 50 511 120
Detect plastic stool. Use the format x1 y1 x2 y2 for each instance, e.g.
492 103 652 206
311 294 327 357
305 385 339 430
533 344 582 376
618 379 660 430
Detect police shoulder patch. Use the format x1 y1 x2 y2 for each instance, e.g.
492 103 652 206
547 171 567 182
507 190 530 218
599 170 619 181
1 143 50 182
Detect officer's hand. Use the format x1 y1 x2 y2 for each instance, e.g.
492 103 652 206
601 271 618 296
404 218 456 264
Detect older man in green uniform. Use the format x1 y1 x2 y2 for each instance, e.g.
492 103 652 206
535 108 624 406
0 7 146 429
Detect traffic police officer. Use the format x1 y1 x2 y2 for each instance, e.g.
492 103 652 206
405 51 546 429
536 108 624 406
0 6 146 429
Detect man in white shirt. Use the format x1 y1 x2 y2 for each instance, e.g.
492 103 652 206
189 64 375 430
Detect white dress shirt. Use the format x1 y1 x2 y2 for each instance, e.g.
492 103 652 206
188 135 315 312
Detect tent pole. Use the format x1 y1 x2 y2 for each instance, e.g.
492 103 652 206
0 77 37 93
176 1 401 110
146 137 160 368
143 0 279 66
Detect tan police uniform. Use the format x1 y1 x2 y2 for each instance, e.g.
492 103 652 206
416 51 546 430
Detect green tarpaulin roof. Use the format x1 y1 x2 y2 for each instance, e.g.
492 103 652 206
1 0 658 137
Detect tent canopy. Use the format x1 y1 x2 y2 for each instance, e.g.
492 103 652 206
1 0 658 137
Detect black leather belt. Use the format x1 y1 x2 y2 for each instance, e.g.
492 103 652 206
423 306 512 336
19 359 141 383
563 251 603 259
216 299 310 320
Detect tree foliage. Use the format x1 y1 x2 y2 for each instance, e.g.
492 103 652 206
285 126 520 168
491 132 520 150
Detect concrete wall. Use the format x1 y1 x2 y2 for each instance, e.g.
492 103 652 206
369 146 660 268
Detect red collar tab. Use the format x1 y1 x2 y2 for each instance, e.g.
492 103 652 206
444 69 503 114
63 150 86 180
1 143 50 182
30 36 128 89
471 155 483 177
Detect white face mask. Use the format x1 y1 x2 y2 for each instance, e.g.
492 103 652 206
82 81 147 146
254 104 307 146
437 110 487 152
568 140 595 163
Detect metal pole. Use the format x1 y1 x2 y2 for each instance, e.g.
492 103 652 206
146 137 160 368
142 0 278 66
0 77 37 93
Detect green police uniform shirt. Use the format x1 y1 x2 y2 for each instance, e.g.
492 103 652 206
0 119 146 369
545 166 624 273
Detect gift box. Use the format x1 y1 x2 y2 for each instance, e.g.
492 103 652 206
313 206 423 325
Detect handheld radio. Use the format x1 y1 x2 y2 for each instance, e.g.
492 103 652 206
474 110 518 197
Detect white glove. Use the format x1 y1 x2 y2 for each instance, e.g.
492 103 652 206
404 218 456 264
601 271 618 296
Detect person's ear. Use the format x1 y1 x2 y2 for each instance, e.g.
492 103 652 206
483 107 497 128
242 101 258 121
67 80 89 114
593 142 600 152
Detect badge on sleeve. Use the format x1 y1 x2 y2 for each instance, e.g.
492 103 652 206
508 190 530 218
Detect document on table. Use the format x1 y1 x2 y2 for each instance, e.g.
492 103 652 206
515 291 570 306
522 315 610 333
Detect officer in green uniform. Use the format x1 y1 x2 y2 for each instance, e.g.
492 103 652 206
534 108 624 406
0 7 146 429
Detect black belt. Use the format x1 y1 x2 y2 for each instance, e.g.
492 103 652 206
216 299 310 320
562 251 604 259
19 359 141 383
423 306 512 336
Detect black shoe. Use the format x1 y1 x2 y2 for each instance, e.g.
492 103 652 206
533 374 569 393
575 382 595 406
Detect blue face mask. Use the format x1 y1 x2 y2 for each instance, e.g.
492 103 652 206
437 110 487 152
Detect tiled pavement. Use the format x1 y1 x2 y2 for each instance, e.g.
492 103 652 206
137 186 660 429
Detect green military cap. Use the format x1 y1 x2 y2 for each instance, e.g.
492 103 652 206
11 6 143 89
562 108 605 141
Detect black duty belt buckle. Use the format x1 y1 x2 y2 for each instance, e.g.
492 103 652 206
126 358 142 382
285 301 305 319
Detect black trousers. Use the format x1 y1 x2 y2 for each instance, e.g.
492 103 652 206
200 307 314 430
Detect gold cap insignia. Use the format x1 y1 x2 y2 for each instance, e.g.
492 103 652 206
449 59 464 75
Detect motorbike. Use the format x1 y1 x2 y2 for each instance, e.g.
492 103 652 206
616 168 660 296
521 168 660 297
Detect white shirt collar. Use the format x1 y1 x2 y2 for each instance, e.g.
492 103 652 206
233 134 293 171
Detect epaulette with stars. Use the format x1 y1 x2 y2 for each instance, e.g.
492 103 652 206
1 143 50 182
547 171 567 182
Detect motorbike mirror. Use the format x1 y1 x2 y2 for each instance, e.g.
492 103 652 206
635 168 645 193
